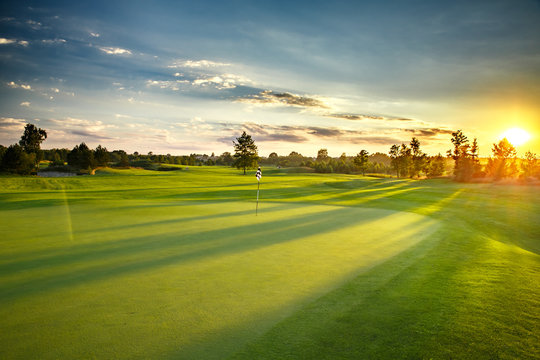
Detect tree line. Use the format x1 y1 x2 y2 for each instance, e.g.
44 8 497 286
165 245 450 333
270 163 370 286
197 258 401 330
1 125 539 181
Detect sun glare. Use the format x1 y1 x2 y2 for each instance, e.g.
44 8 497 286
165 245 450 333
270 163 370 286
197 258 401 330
500 127 531 146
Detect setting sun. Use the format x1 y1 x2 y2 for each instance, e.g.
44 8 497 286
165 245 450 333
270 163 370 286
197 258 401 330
500 127 531 146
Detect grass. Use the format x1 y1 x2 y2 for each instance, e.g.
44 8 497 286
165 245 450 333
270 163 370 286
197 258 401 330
0 166 539 359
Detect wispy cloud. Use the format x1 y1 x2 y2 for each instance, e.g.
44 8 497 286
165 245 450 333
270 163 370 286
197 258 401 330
7 81 32 90
236 90 329 109
0 117 27 130
26 19 42 30
41 38 66 45
99 47 132 55
20 101 30 107
0 38 29 46
192 74 251 90
146 79 189 91
328 113 415 122
217 121 451 149
0 117 28 143
168 59 231 68
404 128 454 138
47 117 117 141
90 32 100 38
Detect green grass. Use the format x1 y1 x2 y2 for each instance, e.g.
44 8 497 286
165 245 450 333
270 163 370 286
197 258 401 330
0 166 539 359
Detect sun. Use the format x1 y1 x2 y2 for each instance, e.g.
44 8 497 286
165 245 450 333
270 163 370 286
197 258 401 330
500 127 531 146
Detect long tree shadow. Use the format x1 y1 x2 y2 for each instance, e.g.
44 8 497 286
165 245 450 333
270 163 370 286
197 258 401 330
0 205 407 303
0 202 292 266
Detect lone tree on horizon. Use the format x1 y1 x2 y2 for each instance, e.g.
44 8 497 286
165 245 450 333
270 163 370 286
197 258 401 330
233 131 258 175
19 123 47 166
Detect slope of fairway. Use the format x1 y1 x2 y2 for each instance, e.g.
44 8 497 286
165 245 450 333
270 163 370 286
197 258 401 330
1 167 539 359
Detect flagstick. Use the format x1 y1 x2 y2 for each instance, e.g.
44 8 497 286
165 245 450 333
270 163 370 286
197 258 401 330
256 180 260 216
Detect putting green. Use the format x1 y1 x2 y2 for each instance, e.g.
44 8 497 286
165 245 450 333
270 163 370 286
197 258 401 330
0 200 439 359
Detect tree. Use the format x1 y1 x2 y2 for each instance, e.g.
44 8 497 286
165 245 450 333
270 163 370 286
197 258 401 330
19 123 47 166
398 144 411 178
233 131 258 175
316 149 329 162
389 144 400 177
0 144 35 174
94 145 110 167
67 143 95 170
426 154 446 178
488 138 517 179
521 151 539 178
268 152 279 165
217 152 234 166
449 130 475 181
409 137 425 178
354 150 369 176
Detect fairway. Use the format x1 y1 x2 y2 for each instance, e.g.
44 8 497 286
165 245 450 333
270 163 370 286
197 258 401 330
1 167 539 359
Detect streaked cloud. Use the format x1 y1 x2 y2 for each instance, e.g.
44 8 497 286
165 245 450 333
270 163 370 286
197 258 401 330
7 81 32 90
0 38 29 46
329 113 414 122
41 39 67 45
192 74 251 90
236 90 329 109
20 101 30 107
404 128 454 138
99 46 132 55
48 118 117 141
0 117 27 130
168 59 231 68
0 117 28 143
146 79 189 91
26 19 42 30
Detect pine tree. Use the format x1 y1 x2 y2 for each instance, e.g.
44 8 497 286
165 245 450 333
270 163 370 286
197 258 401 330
233 132 258 175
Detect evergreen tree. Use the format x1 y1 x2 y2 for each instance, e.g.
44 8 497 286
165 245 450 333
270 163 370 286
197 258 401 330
233 132 258 175
449 130 474 181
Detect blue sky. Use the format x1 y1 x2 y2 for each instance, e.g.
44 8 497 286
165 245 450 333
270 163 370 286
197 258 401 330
1 0 539 156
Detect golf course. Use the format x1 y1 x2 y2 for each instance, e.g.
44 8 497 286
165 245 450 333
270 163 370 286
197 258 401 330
0 166 539 359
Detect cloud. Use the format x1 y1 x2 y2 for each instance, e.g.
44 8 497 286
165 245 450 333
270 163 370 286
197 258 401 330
99 47 132 55
20 101 30 107
0 38 29 46
328 113 414 122
348 136 403 145
0 118 27 143
48 118 117 141
146 79 189 91
26 20 42 30
0 38 15 45
236 90 329 109
7 81 32 90
168 59 230 68
41 39 67 45
218 121 440 149
404 128 454 138
90 32 100 38
192 74 251 90
0 117 26 130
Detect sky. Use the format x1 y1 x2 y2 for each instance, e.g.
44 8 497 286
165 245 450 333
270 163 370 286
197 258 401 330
1 0 539 157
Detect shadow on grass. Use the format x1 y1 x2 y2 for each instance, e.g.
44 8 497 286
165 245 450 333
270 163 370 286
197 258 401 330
0 205 401 303
166 223 444 360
